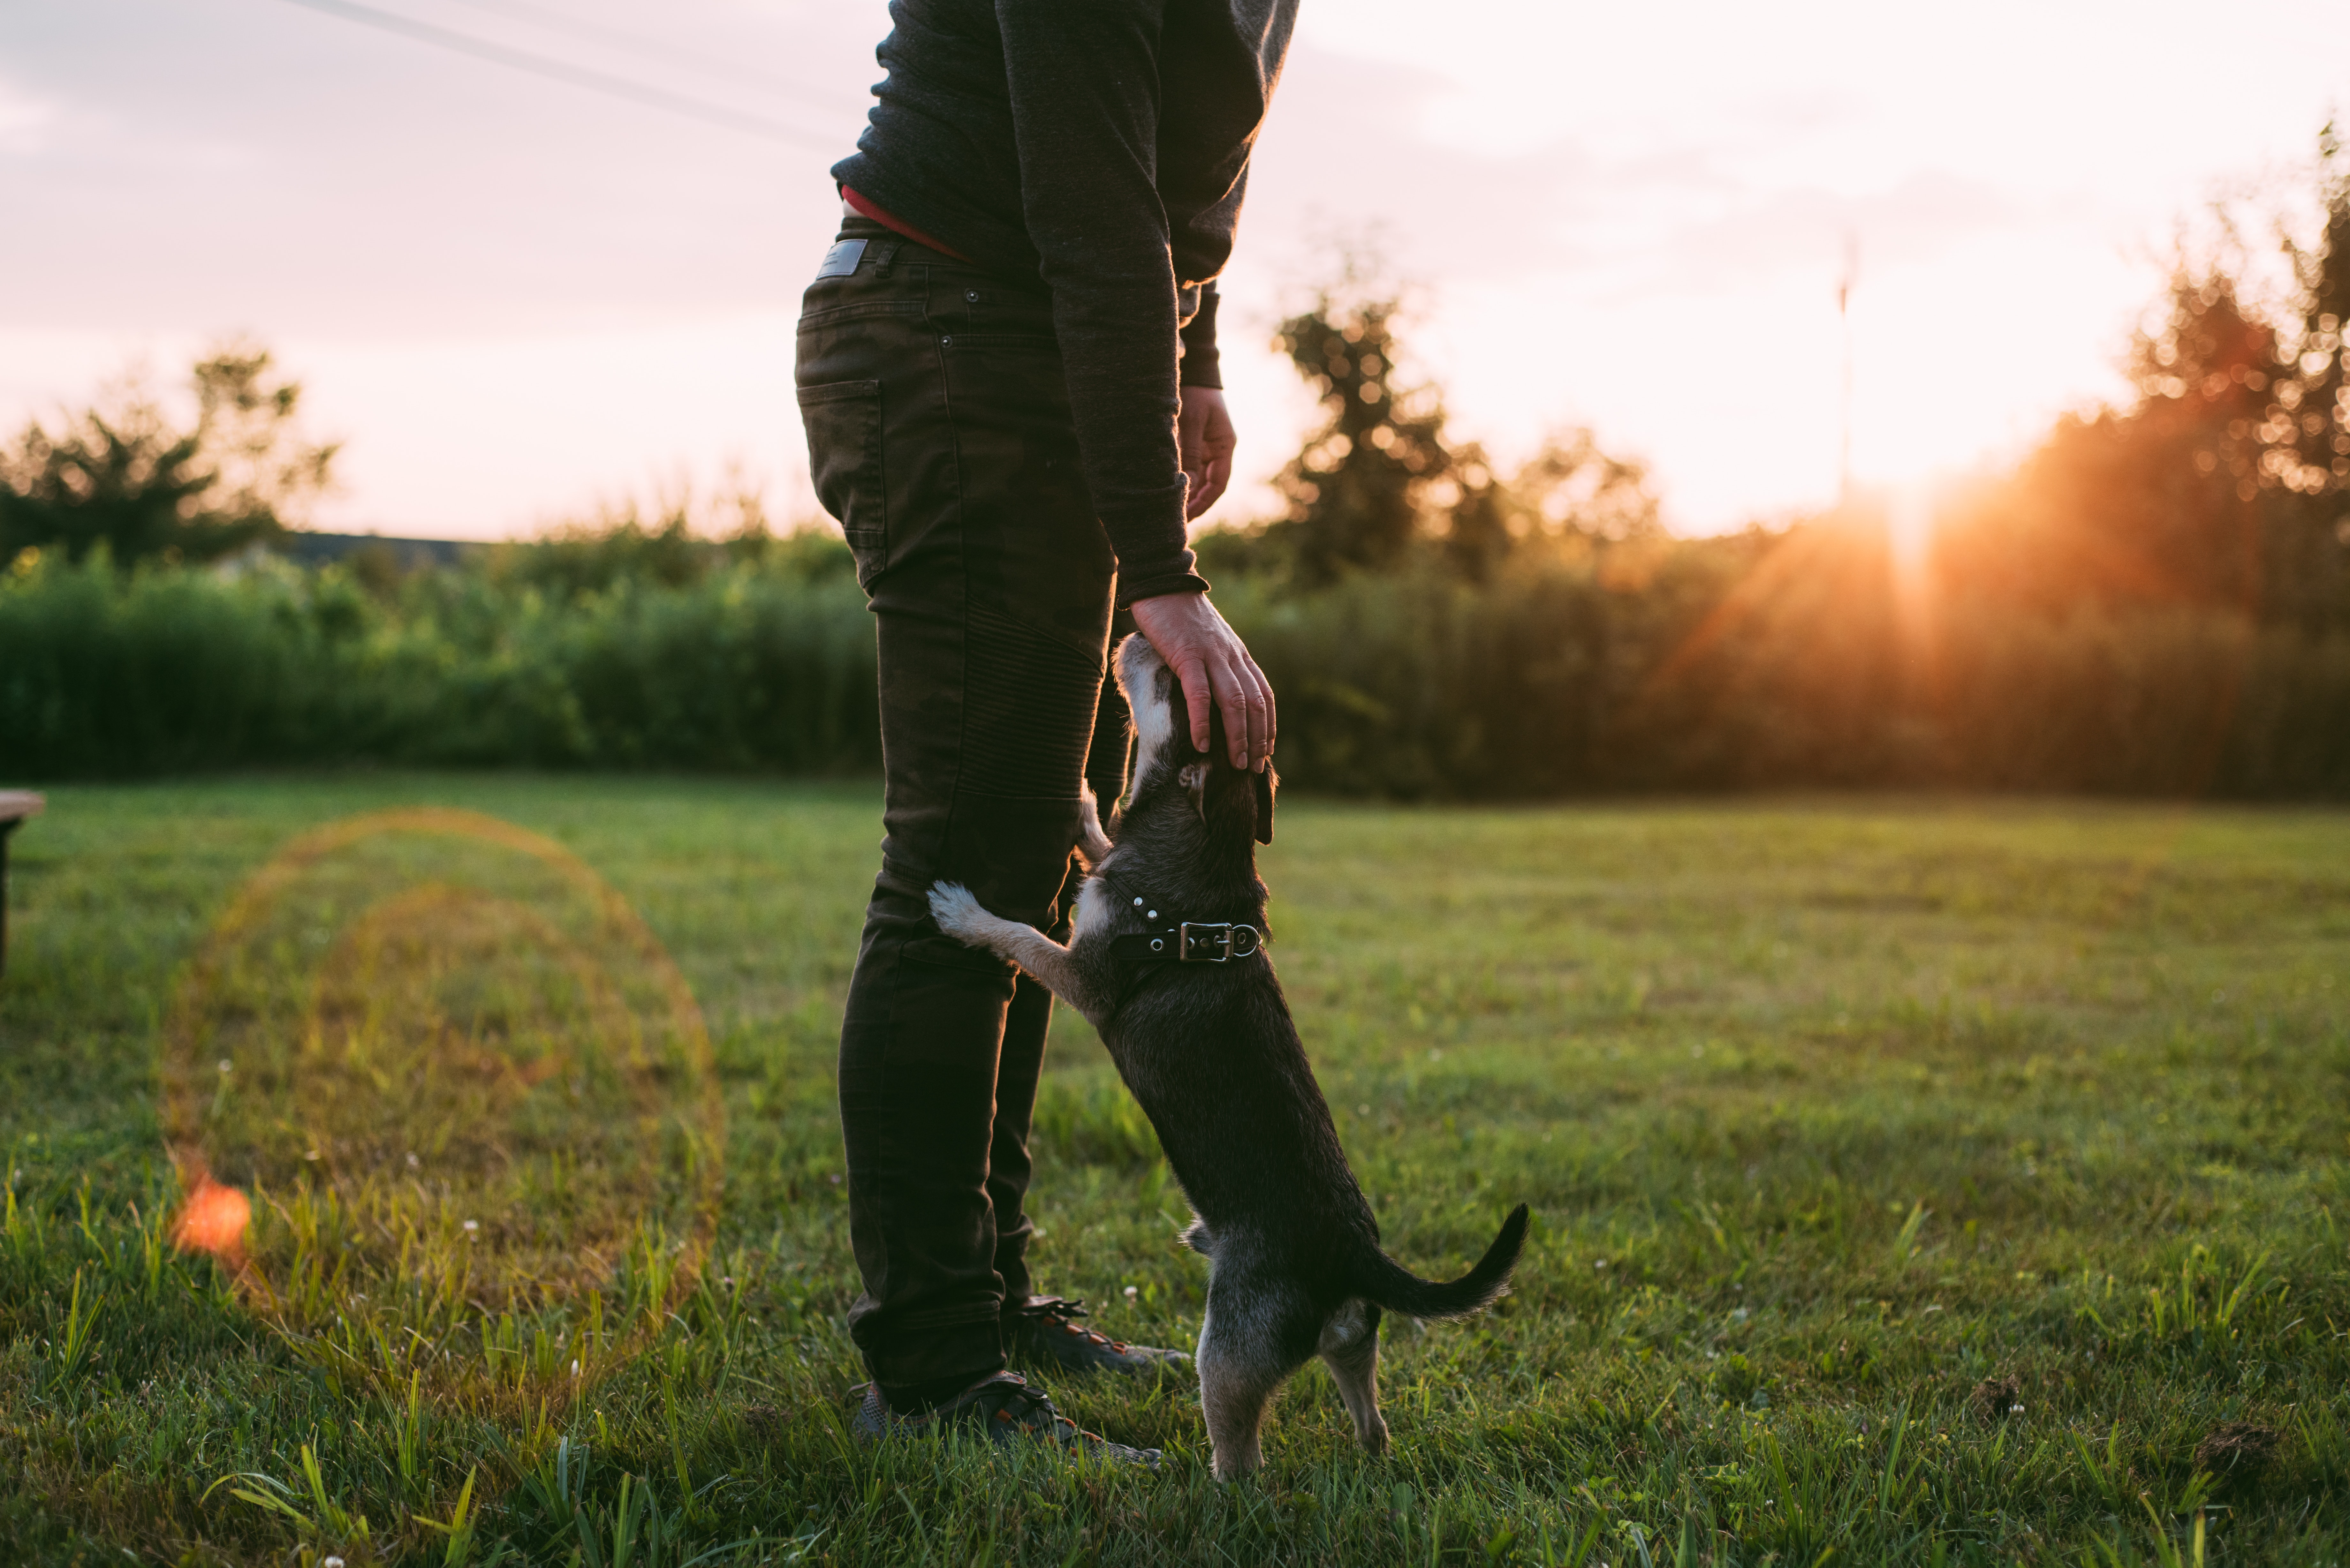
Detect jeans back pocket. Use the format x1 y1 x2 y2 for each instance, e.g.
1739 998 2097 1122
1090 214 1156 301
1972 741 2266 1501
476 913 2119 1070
797 378 887 585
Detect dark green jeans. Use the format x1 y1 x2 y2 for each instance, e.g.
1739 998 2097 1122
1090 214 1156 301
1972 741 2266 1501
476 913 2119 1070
798 216 1132 1387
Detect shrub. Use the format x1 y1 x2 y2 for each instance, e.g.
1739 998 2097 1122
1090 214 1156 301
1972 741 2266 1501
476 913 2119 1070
5 539 2347 798
0 547 881 778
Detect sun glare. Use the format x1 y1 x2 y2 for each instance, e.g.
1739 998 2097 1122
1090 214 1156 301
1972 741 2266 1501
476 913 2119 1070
1886 481 1936 589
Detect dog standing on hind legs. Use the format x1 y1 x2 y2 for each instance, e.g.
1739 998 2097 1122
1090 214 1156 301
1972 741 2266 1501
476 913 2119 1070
929 632 1529 1480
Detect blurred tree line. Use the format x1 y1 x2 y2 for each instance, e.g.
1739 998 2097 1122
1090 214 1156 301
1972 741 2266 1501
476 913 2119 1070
4 133 2346 794
1937 123 2350 630
0 345 338 567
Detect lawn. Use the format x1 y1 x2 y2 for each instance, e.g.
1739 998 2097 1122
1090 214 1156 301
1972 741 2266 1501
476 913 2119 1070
1 776 2346 1566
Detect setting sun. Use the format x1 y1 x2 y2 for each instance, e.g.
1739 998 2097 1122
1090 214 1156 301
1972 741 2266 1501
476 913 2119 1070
4 1 2345 537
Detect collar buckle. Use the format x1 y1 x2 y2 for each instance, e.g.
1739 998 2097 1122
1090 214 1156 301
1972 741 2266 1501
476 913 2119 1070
1178 921 1261 962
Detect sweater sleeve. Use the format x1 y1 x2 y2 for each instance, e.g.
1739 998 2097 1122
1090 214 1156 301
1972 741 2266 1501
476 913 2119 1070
996 0 1208 603
1179 285 1223 389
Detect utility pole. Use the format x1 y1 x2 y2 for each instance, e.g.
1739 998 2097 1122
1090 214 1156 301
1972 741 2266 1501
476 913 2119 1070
1838 231 1858 508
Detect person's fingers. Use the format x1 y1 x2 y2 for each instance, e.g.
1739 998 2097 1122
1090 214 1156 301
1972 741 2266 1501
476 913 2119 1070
1186 448 1233 519
1210 656 1246 769
1178 409 1207 482
1179 391 1236 520
1172 649 1213 752
1210 650 1264 769
1232 652 1266 767
1244 653 1277 766
1249 660 1273 766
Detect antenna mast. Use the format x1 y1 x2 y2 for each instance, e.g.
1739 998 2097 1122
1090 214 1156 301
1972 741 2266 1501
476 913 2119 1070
1837 231 1858 508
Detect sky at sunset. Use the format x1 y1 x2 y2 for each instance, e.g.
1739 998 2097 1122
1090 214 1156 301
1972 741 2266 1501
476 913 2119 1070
4 0 2346 541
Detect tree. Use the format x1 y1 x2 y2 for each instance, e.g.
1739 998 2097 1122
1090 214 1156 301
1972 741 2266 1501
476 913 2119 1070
1938 126 2350 628
2264 120 2350 624
1266 284 1452 585
0 344 338 566
1261 268 1659 586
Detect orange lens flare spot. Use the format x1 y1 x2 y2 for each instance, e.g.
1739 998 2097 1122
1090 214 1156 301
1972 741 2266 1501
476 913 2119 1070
174 1173 251 1262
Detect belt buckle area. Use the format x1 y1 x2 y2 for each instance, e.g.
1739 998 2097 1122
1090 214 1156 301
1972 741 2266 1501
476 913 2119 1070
1178 922 1232 962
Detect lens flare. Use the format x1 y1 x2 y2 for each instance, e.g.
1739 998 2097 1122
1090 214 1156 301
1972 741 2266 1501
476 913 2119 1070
171 1172 251 1266
159 808 722 1410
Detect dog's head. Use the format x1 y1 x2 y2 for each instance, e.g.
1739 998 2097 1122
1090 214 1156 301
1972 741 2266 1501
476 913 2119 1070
1114 631 1274 845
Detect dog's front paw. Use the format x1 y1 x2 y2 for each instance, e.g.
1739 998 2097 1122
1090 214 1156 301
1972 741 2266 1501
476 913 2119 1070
1075 780 1114 866
928 882 989 943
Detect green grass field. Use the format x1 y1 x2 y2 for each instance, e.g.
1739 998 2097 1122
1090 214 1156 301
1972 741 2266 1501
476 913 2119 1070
2 777 2346 1566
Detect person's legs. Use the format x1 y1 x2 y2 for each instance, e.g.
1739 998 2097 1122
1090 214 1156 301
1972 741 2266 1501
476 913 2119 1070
983 969 1054 1314
798 222 1117 1399
988 617 1133 1310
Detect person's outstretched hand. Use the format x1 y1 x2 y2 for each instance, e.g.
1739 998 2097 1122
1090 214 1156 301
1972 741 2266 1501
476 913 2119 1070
1129 591 1274 772
1178 386 1236 520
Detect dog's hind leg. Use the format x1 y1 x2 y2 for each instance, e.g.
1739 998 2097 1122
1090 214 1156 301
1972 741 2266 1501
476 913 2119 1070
1317 1299 1389 1455
1196 1277 1292 1481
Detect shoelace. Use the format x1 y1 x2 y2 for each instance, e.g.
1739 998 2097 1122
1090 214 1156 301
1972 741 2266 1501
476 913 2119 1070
1020 1297 1129 1353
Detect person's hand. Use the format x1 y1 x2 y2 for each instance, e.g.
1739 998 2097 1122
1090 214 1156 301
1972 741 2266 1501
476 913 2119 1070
1178 386 1236 521
1128 591 1275 771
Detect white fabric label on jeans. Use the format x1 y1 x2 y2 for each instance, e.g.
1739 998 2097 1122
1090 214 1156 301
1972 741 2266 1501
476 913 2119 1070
815 238 868 280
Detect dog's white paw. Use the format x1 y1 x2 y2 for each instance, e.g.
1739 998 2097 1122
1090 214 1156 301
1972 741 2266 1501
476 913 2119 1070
927 881 989 942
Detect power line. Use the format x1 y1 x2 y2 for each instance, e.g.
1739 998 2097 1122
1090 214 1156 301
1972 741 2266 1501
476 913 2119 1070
269 0 847 153
435 0 863 113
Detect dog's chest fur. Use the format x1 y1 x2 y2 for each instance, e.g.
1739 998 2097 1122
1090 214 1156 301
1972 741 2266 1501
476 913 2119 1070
1068 777 1378 1269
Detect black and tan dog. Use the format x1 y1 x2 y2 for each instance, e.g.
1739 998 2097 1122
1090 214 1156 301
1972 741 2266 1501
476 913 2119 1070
929 633 1528 1480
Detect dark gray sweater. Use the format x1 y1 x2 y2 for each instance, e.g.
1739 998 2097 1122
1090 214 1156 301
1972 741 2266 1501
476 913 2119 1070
833 0 1298 602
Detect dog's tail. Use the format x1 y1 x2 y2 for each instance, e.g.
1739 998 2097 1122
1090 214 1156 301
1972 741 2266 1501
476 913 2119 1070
1353 1203 1530 1320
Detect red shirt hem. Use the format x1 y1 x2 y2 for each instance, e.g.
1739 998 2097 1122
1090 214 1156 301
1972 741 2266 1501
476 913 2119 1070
840 186 973 263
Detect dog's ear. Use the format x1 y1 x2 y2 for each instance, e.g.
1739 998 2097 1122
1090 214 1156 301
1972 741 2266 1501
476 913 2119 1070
1253 761 1275 844
1179 762 1211 822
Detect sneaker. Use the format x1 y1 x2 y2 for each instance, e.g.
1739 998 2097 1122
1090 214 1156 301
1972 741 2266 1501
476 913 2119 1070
850 1371 1160 1466
1004 1295 1193 1377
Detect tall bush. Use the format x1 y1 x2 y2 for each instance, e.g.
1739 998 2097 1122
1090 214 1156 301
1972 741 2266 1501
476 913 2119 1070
5 542 2346 796
0 550 881 778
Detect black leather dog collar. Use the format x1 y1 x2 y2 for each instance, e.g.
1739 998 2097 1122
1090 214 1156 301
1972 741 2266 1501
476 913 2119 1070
1107 921 1264 964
